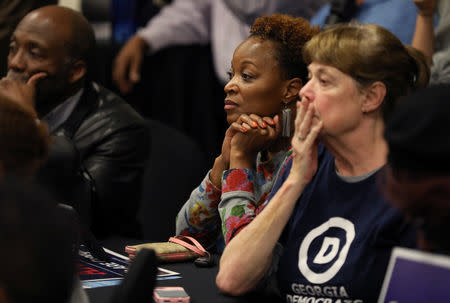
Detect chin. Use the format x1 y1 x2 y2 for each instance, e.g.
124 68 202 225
226 113 238 125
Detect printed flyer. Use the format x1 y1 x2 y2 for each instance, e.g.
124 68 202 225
78 245 180 288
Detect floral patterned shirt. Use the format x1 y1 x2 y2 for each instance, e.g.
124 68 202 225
175 146 291 248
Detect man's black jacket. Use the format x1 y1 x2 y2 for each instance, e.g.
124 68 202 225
38 82 150 238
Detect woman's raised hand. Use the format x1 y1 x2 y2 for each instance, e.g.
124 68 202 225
209 126 236 188
289 100 323 186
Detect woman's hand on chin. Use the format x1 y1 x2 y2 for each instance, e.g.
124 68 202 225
228 114 280 167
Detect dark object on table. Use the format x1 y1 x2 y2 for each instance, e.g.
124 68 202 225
194 254 215 268
110 248 158 303
58 204 111 262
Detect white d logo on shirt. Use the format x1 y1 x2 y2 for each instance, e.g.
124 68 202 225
298 217 355 284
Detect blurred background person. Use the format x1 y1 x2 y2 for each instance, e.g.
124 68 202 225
176 14 319 251
311 0 421 44
113 0 328 91
384 84 450 254
217 23 429 301
411 0 450 84
0 94 49 179
0 179 79 303
0 93 85 302
0 74 89 303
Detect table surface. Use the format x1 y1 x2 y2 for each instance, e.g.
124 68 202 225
86 255 282 303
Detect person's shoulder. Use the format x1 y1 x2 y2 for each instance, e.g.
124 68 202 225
93 82 145 121
73 82 149 145
80 82 146 130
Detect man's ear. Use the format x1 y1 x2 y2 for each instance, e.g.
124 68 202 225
284 78 302 102
68 60 87 84
361 81 386 113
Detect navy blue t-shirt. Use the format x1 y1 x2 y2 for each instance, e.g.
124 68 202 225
270 147 417 303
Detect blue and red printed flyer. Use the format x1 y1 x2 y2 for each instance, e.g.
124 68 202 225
78 245 179 288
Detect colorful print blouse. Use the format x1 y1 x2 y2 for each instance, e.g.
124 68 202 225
175 146 291 248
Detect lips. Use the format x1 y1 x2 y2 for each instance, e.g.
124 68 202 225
225 100 238 106
224 99 238 110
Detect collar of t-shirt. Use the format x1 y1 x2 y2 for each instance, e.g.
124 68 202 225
43 88 84 133
336 166 382 183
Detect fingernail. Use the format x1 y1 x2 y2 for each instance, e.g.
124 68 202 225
241 126 248 132
252 121 258 128
260 121 267 128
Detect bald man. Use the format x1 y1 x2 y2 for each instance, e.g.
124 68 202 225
0 0 57 76
3 5 149 239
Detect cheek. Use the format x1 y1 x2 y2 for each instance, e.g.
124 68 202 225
36 73 69 97
35 65 57 76
31 59 65 76
313 97 343 131
313 98 327 120
318 98 363 135
248 88 282 115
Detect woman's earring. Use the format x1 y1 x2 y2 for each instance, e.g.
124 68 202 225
281 102 291 138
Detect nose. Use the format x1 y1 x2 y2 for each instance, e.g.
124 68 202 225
8 49 26 72
299 79 313 102
224 76 238 95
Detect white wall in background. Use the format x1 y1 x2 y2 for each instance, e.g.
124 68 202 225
58 0 81 11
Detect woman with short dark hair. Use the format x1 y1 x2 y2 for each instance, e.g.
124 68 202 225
175 14 319 250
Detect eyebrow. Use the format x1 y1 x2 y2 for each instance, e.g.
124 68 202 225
309 66 332 78
229 60 258 71
316 67 327 75
240 60 257 68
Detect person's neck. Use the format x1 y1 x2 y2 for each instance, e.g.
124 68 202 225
37 82 84 118
59 83 84 103
266 136 290 159
324 117 387 177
